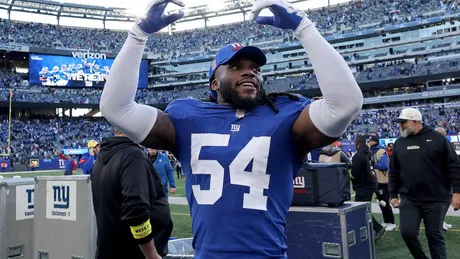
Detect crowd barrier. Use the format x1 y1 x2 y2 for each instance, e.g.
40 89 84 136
0 175 374 259
0 175 195 259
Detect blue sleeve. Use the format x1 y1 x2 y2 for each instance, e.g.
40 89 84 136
163 155 176 188
375 152 389 171
81 156 95 175
164 99 192 160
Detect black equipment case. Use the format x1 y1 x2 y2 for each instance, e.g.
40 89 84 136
292 162 351 207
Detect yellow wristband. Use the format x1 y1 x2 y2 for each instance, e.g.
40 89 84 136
349 171 356 180
130 219 152 239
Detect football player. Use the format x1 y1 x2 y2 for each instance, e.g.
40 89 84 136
99 0 363 258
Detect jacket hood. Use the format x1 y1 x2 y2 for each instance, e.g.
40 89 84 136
415 126 433 136
320 145 341 156
98 136 141 165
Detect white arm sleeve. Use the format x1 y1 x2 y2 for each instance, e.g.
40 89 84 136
294 18 363 138
99 35 158 144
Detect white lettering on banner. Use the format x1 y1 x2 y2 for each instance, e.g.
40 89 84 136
293 177 305 188
421 89 460 97
69 73 107 82
15 185 35 221
71 51 107 60
58 159 65 169
45 181 77 221
0 43 23 51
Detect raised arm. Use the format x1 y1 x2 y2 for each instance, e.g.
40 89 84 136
250 0 363 156
99 0 184 151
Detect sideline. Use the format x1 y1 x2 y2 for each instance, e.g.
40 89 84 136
168 197 460 217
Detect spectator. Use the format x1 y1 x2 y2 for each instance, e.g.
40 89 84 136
91 128 173 259
79 140 100 175
368 135 396 231
350 135 386 241
147 148 176 200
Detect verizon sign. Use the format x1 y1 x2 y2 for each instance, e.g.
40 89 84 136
71 51 107 59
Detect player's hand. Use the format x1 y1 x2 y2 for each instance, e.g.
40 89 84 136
130 0 185 39
390 198 400 208
169 187 176 194
89 148 95 157
249 0 306 30
452 193 460 210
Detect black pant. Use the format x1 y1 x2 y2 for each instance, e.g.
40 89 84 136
399 198 450 259
354 189 383 233
375 183 395 224
175 166 181 179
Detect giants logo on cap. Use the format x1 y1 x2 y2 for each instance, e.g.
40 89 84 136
232 43 244 51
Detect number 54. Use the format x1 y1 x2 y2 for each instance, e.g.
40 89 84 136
191 134 271 211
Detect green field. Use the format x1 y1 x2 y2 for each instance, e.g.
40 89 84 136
2 169 460 258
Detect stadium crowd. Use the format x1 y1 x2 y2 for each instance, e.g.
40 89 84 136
1 57 460 105
0 0 458 56
1 98 459 166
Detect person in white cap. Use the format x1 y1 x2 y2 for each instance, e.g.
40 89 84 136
389 107 460 259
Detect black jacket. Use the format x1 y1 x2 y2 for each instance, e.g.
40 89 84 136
91 136 173 259
389 126 460 202
351 145 378 192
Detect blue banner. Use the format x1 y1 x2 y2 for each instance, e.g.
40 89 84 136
324 28 377 41
383 17 442 31
29 53 148 88
173 54 212 62
28 158 78 171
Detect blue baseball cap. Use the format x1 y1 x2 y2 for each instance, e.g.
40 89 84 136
208 43 267 100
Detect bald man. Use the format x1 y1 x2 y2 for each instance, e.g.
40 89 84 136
435 127 454 231
435 127 447 136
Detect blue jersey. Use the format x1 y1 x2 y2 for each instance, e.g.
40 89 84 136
79 152 96 175
165 96 310 259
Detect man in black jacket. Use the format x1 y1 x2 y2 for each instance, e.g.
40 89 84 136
91 128 173 259
350 135 386 241
390 108 460 259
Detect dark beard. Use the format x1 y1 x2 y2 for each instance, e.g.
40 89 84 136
220 82 264 110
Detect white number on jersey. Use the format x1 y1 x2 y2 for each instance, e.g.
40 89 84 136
190 133 271 211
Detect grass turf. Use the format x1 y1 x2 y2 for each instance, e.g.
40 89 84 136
3 170 459 258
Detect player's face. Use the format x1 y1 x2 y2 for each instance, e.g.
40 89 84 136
214 58 263 110
92 146 100 154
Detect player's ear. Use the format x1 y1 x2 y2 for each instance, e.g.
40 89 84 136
211 78 219 91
